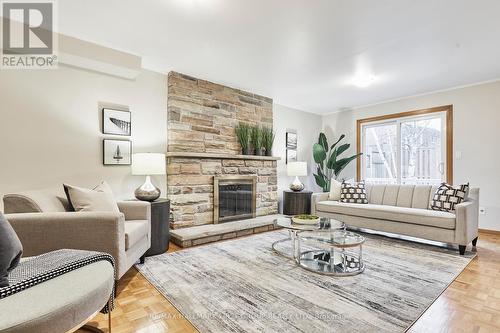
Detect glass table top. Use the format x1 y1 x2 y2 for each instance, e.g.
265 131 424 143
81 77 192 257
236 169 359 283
274 217 345 231
299 230 365 248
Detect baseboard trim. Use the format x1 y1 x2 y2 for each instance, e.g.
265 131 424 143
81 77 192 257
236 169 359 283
479 228 500 235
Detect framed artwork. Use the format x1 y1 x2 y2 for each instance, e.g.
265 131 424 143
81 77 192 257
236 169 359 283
103 139 131 165
286 149 297 164
102 108 131 136
286 131 297 149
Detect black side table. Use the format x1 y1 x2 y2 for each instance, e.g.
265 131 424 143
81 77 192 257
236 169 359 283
283 190 313 216
145 198 170 257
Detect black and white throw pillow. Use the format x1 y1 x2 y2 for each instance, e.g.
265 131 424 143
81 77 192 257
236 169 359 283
431 183 469 212
340 181 368 204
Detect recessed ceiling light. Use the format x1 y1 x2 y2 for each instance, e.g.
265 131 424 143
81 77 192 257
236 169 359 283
350 74 377 88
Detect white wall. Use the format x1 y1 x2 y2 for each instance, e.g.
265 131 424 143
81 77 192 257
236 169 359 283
322 81 500 231
273 104 323 213
0 65 167 211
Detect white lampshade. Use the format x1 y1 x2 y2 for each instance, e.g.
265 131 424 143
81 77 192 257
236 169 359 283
287 161 307 177
132 153 166 175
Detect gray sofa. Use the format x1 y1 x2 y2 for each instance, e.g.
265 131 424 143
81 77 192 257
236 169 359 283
3 189 151 279
312 184 479 254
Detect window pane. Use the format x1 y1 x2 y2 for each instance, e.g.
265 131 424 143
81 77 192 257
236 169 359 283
401 117 443 185
363 123 398 184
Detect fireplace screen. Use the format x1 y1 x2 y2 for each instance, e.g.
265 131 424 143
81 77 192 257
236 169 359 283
214 176 256 223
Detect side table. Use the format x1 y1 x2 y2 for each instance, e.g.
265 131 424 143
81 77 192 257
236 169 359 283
283 190 313 216
145 198 170 256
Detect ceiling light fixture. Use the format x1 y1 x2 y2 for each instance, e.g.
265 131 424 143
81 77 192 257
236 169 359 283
350 74 377 88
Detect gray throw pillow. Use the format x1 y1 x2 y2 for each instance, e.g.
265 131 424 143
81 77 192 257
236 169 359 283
0 213 23 287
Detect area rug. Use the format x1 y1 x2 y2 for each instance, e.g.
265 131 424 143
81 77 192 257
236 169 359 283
137 230 475 333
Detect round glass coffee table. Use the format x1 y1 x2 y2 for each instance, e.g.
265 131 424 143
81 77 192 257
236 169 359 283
272 217 345 262
297 229 365 276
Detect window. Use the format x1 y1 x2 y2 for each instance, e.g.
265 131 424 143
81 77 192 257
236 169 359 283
357 105 452 185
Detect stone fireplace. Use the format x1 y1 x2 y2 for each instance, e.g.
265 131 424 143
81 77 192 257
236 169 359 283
166 72 279 229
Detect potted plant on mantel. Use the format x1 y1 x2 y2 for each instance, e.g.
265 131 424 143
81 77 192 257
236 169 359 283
251 126 265 156
235 122 251 155
262 126 275 156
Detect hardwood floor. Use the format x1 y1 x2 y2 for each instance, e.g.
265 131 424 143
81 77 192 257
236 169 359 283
408 231 500 333
81 231 500 333
79 243 197 333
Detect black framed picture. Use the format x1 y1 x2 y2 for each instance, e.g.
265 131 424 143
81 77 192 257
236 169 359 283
103 139 132 165
286 131 297 149
286 149 297 164
102 108 131 136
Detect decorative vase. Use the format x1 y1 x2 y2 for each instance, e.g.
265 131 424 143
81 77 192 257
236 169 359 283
135 175 161 201
289 176 305 191
242 147 250 155
265 148 272 156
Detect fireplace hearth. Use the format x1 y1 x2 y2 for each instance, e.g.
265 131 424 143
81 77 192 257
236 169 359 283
214 175 257 223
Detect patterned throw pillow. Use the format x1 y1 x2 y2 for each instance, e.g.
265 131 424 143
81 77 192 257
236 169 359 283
340 181 368 204
431 183 469 212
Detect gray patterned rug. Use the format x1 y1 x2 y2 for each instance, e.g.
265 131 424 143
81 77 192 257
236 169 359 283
137 230 475 333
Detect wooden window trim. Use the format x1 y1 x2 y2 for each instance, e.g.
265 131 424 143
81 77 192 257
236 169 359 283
356 105 453 184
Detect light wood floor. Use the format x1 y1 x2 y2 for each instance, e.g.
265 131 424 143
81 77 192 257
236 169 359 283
81 231 500 333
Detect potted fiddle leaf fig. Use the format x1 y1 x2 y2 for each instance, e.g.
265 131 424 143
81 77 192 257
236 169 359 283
235 122 251 155
313 133 362 192
262 126 275 156
251 126 265 156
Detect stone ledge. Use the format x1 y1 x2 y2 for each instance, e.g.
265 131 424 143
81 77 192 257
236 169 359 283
167 152 281 161
170 214 281 248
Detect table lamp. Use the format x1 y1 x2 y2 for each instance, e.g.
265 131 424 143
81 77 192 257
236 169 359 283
132 153 166 201
287 161 307 191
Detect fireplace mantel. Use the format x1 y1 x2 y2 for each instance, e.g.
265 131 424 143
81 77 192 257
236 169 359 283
166 152 281 161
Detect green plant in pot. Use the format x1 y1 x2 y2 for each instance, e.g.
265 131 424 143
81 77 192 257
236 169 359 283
313 133 362 192
262 126 275 156
235 123 251 155
251 126 265 156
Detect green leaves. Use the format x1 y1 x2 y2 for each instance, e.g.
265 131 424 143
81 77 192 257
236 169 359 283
313 143 327 164
314 167 328 191
336 143 350 156
318 133 328 152
251 126 263 149
333 153 363 177
312 133 362 192
235 122 251 149
261 127 275 151
330 134 345 150
326 148 338 169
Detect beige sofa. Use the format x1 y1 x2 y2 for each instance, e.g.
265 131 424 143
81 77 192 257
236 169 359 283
312 184 479 254
3 189 151 279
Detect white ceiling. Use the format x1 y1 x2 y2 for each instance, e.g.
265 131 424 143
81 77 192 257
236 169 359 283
58 0 500 114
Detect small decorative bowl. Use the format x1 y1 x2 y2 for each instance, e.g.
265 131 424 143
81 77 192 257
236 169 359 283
291 215 321 225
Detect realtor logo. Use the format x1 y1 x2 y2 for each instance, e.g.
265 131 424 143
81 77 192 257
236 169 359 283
1 0 57 69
